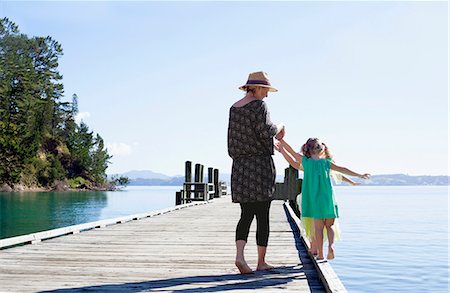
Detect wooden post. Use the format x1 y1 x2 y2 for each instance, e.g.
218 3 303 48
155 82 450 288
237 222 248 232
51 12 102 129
208 168 213 183
185 161 192 183
287 166 298 200
185 161 192 202
194 164 200 182
286 166 300 217
200 164 205 199
175 191 182 205
200 164 204 183
283 167 289 199
208 167 214 200
273 182 284 200
194 164 200 199
213 169 219 198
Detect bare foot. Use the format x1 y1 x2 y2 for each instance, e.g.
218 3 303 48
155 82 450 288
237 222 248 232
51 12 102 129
316 255 325 261
235 259 253 274
256 262 274 271
308 249 318 256
327 246 335 260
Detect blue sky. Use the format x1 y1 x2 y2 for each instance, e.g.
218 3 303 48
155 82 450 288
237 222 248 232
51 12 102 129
1 1 448 176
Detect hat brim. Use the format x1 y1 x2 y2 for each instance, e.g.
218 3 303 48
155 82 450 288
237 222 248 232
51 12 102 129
238 84 278 92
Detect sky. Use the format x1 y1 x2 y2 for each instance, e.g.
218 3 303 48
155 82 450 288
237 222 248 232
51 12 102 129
1 1 448 177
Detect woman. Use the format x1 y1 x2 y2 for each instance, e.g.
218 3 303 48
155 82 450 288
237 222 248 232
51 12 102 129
227 71 285 274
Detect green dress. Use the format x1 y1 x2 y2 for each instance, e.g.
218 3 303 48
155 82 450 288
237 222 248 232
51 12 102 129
301 157 339 219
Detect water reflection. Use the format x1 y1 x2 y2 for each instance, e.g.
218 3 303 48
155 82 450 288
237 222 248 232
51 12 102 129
0 191 107 239
0 186 179 240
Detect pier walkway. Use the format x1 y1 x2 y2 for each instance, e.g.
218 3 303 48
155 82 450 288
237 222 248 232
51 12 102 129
0 197 328 292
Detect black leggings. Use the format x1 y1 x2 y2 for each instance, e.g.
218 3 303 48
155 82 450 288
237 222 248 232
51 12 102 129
235 201 271 247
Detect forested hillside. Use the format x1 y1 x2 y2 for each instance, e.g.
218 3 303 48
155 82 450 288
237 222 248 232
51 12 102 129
0 18 112 191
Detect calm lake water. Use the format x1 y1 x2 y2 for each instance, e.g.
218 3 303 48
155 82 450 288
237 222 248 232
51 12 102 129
0 186 180 239
0 185 448 292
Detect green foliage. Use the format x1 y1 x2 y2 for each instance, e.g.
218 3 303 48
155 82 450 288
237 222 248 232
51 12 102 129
111 175 130 187
0 18 111 188
67 176 91 189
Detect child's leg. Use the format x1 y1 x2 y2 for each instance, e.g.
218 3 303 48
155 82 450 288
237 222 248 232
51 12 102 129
309 219 318 255
309 237 318 255
314 219 325 260
325 218 336 260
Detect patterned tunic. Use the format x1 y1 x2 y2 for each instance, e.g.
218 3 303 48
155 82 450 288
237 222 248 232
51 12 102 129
227 100 278 203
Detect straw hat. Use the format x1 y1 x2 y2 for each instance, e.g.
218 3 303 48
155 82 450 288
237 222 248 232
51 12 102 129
239 71 278 92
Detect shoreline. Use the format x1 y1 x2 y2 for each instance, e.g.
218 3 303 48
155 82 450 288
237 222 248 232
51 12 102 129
0 183 117 193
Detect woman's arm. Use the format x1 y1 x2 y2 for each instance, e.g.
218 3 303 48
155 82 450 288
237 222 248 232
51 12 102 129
279 139 303 162
330 162 370 179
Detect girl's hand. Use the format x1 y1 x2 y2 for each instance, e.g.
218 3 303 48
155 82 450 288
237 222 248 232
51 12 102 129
351 182 361 186
274 141 282 152
359 173 370 179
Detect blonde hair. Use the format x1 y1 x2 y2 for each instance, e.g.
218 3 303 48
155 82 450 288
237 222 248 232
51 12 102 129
301 138 333 160
243 85 257 93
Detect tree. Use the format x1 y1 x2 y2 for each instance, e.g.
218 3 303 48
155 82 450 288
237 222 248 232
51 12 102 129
90 134 112 184
0 18 112 188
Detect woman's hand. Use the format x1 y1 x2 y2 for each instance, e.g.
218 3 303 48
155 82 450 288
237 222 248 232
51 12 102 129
275 124 285 140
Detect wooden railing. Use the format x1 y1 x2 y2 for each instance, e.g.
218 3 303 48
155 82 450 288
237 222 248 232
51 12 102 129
175 161 227 205
273 166 302 217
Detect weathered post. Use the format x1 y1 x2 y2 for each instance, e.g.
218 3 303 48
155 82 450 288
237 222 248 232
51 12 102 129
283 167 289 199
176 191 182 205
194 164 205 199
194 164 200 183
200 164 204 183
185 161 192 183
287 166 300 217
207 167 214 200
200 164 206 200
287 166 298 200
194 164 200 199
213 169 220 198
185 161 192 202
208 167 213 184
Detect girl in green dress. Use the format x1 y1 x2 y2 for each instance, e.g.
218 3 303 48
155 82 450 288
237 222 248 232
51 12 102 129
275 138 370 260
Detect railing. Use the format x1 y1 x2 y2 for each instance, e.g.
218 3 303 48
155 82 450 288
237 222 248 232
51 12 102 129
273 166 302 216
175 161 227 205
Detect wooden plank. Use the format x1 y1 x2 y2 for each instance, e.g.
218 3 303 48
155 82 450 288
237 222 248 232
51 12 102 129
0 201 208 249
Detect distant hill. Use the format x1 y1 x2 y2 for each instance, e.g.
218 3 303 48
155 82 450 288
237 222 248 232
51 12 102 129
349 174 449 186
129 176 185 186
119 170 171 180
114 170 231 186
114 170 449 186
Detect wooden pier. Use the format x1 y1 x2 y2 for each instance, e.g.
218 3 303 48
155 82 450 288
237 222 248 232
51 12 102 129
0 163 346 292
0 195 347 292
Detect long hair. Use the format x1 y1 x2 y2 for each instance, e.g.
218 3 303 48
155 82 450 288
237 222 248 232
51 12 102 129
301 138 333 160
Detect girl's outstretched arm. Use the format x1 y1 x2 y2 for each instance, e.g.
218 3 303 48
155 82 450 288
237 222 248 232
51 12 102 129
342 175 361 186
279 139 303 162
330 162 370 179
275 142 301 170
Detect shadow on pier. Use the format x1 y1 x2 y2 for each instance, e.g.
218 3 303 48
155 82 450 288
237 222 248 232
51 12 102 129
43 266 310 292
